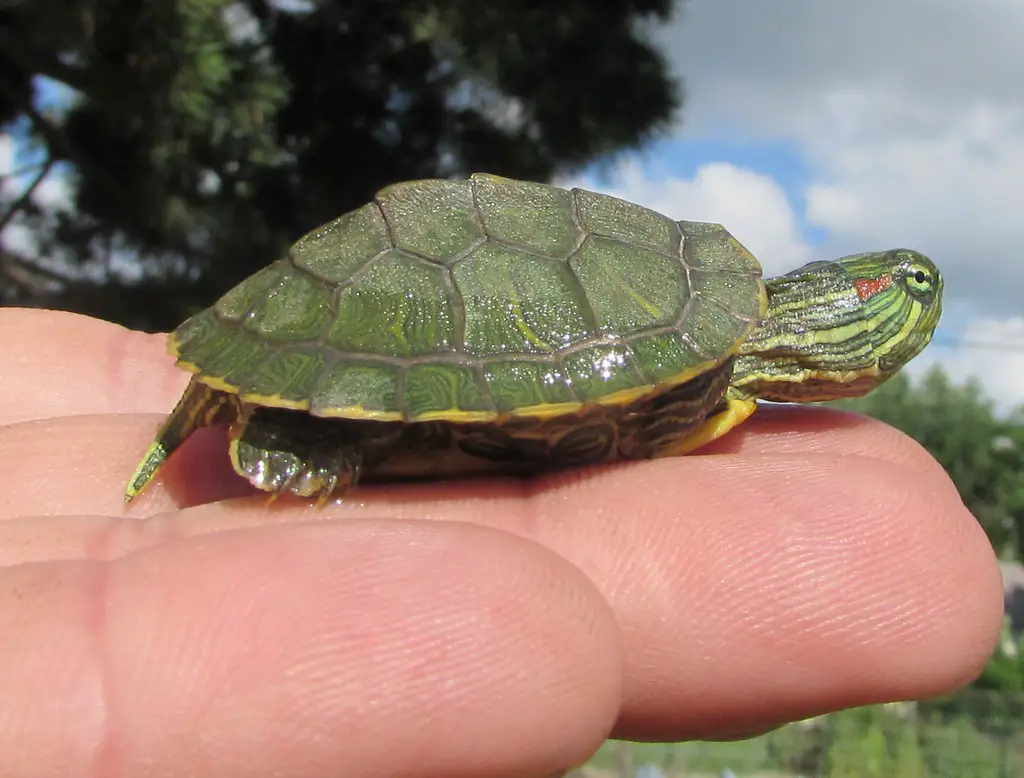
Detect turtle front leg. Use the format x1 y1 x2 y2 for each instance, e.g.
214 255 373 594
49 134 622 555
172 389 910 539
228 406 391 504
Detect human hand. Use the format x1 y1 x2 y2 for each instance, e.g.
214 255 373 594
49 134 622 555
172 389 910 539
0 308 1002 776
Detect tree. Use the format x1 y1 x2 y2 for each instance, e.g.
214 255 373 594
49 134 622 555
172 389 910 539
0 0 680 330
833 366 1024 559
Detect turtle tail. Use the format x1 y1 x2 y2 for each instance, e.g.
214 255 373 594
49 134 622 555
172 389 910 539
124 377 237 503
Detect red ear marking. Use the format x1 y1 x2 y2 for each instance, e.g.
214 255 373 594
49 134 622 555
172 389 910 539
856 275 893 301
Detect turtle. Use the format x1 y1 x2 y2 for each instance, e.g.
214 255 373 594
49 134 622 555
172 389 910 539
124 173 943 505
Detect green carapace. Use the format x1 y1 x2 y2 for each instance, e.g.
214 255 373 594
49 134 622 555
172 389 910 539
125 173 943 504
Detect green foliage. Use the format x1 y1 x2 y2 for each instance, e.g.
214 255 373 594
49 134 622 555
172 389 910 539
1 0 680 330
826 706 927 778
584 695 1024 776
832 365 1024 559
892 720 930 778
918 715 1005 778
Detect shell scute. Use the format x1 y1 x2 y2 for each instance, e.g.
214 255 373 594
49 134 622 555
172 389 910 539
326 250 455 358
453 241 596 357
471 174 582 258
291 202 390 283
376 179 483 265
569 235 688 333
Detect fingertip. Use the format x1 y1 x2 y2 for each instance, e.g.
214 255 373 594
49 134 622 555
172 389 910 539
556 451 1003 740
796 453 1003 703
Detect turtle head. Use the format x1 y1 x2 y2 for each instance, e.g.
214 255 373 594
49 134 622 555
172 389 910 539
730 249 943 402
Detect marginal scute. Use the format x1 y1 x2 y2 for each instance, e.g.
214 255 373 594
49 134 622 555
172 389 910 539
683 287 756 361
484 360 575 412
562 343 648 402
311 361 400 416
679 221 762 276
214 261 288 321
376 178 484 264
405 363 496 418
172 308 222 363
628 332 712 384
291 202 391 283
453 241 595 357
243 267 332 341
570 235 687 333
326 250 455 357
471 175 582 258
690 266 764 325
179 322 268 386
573 188 681 257
242 345 327 404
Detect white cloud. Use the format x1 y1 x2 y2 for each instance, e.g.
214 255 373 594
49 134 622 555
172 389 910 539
653 0 1024 320
561 160 813 276
662 0 1024 135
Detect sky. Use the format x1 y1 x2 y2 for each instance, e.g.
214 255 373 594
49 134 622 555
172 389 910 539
3 0 1023 411
562 0 1024 412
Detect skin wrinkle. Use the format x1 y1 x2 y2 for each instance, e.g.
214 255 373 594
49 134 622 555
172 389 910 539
714 404 950 483
608 456 984 735
87 555 117 778
717 458 953 650
0 560 111 778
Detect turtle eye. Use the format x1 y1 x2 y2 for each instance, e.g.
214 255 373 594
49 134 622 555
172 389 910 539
904 261 936 298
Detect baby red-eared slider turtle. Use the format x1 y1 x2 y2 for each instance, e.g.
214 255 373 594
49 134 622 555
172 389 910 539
125 174 943 504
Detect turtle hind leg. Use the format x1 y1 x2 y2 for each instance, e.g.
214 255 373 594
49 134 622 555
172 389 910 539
228 407 396 505
124 377 238 503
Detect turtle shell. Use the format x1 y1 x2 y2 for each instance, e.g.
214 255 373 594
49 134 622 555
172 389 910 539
170 174 767 423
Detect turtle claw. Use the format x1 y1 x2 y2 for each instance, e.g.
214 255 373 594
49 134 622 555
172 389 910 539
230 428 364 506
312 459 362 507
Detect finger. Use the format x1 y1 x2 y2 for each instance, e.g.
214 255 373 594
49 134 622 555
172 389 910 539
0 308 184 425
704 403 947 480
4 416 1003 741
0 519 621 777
